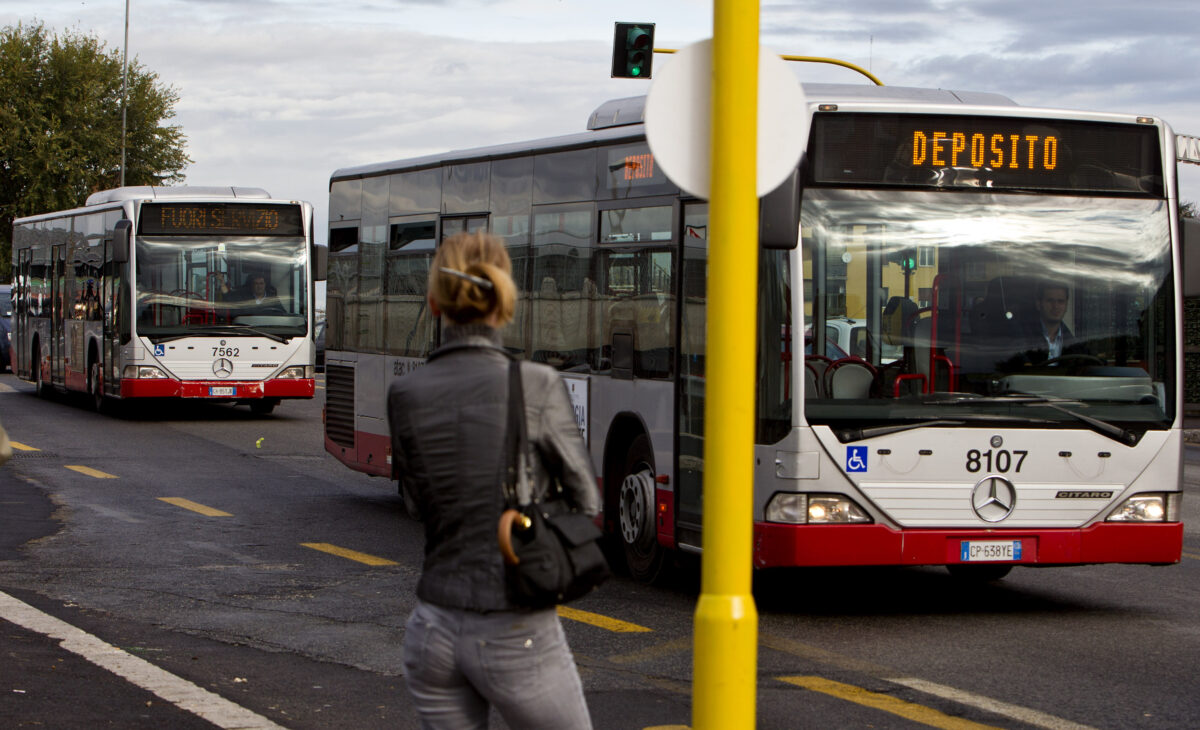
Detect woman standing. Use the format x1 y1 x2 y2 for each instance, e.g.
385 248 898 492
387 231 599 729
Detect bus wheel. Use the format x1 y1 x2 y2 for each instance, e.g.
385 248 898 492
34 352 50 397
618 435 665 583
89 361 107 413
946 564 1013 582
250 399 278 416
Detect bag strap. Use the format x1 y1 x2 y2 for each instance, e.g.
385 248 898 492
502 359 536 508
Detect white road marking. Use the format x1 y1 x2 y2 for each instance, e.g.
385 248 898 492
0 590 288 730
889 677 1098 730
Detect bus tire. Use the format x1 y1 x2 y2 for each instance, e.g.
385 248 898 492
33 347 51 398
250 398 278 416
618 434 666 583
88 359 107 413
946 564 1013 582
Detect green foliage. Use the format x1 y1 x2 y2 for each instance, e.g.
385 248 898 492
0 22 190 280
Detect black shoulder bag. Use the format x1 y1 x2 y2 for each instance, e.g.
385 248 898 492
497 360 610 608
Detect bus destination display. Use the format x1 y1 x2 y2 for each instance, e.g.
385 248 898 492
810 113 1163 196
139 203 304 236
605 144 671 192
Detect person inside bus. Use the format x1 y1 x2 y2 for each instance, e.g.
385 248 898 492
387 231 599 730
221 274 285 316
1024 280 1075 362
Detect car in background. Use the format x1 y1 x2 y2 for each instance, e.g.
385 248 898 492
825 316 902 363
314 319 325 373
0 283 11 373
803 326 850 360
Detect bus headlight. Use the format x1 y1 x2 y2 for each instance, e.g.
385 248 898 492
765 493 807 524
122 365 167 379
1106 493 1178 522
764 493 872 524
277 365 311 379
806 495 872 524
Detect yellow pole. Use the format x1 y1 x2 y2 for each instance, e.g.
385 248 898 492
692 1 759 728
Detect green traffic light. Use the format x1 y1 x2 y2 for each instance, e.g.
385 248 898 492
612 22 655 79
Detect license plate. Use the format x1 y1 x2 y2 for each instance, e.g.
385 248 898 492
960 540 1022 562
209 386 235 397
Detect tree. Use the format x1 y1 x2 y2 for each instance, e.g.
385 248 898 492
0 23 190 280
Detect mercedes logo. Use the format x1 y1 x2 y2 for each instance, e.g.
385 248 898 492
971 475 1017 522
213 358 234 378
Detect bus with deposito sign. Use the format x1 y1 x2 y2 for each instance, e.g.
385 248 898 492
10 186 325 414
323 84 1183 582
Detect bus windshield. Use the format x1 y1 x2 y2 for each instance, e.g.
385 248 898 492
135 236 309 338
801 189 1174 433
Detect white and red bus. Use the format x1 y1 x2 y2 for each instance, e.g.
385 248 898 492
324 85 1183 581
11 186 324 414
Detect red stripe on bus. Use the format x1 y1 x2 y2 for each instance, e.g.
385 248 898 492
118 379 315 399
753 522 1183 568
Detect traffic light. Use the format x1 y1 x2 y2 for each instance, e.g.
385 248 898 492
612 22 655 79
889 248 918 272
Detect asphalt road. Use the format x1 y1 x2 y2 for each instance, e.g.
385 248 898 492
2 371 1199 729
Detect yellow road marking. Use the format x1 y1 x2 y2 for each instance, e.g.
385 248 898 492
65 465 118 479
779 676 1003 730
158 498 233 517
301 542 398 566
556 605 652 633
9 441 39 451
1182 551 1200 561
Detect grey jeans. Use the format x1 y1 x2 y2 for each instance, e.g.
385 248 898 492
403 599 593 730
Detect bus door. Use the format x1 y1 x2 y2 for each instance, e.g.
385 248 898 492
675 202 708 548
101 240 122 395
50 244 65 386
435 215 489 349
439 215 488 241
15 248 31 379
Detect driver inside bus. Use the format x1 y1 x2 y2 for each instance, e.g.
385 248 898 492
1023 280 1079 363
220 274 285 316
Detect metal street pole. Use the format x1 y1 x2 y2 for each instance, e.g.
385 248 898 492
692 0 759 728
120 0 130 187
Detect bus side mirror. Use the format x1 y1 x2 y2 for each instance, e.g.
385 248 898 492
760 168 800 250
112 219 132 264
313 244 328 282
1183 217 1200 297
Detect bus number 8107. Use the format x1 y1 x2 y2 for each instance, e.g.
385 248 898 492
965 449 1028 473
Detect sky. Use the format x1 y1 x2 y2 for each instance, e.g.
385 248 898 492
5 0 1200 257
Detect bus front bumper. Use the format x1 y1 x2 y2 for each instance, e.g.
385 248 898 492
753 521 1184 568
119 378 315 400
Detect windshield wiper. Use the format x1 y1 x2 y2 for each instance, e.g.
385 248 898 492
838 419 967 441
958 392 1139 446
837 411 1071 442
155 324 289 344
1022 397 1137 446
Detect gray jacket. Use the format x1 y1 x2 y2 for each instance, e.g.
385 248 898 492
387 324 600 612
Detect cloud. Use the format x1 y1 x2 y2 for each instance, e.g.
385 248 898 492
8 0 1200 229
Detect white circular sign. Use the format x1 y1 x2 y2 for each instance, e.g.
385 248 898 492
644 39 808 199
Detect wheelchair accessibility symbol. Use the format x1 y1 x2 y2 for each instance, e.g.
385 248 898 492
846 446 868 473
154 344 165 357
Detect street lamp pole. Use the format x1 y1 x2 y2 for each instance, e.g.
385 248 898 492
120 0 130 187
